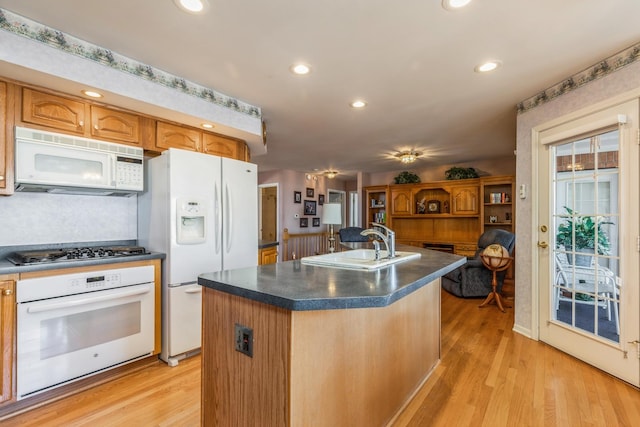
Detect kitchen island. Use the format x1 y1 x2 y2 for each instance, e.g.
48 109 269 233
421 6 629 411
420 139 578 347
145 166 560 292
198 245 465 427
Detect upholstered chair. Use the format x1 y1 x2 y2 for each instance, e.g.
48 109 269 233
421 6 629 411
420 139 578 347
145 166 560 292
441 229 516 298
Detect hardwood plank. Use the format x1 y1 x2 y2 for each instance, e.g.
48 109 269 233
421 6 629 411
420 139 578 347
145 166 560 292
2 289 638 426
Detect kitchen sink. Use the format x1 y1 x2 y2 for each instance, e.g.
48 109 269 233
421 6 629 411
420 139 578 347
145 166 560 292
300 249 421 270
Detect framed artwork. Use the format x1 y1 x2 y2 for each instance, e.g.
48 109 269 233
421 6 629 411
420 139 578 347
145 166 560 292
318 194 325 205
294 191 302 203
300 217 308 227
304 200 317 215
306 187 314 197
312 217 320 227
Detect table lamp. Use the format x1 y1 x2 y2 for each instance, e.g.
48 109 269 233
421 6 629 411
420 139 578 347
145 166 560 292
322 203 342 253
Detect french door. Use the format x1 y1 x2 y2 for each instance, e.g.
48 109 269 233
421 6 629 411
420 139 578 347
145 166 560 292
536 99 640 386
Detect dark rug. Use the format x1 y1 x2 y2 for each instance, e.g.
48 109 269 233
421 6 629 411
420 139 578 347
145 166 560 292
556 299 619 342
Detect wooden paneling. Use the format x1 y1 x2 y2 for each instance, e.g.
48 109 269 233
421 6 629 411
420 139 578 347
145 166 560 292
0 81 9 194
0 277 16 404
201 288 290 426
201 280 440 426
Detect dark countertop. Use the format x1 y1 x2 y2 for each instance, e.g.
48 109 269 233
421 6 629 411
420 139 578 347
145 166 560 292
198 245 465 311
0 252 165 275
258 240 279 249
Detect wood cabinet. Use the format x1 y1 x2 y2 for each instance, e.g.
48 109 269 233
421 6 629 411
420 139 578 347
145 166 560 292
259 246 278 265
365 185 388 226
0 276 16 404
372 176 514 257
155 121 201 151
390 187 412 215
451 186 479 215
0 80 11 195
21 88 145 146
13 82 249 161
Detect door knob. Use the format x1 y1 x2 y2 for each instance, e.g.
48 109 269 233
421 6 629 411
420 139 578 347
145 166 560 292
537 241 548 248
2 289 12 296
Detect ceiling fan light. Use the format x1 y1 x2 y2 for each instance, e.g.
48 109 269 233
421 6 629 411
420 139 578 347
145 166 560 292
324 171 338 179
396 151 421 164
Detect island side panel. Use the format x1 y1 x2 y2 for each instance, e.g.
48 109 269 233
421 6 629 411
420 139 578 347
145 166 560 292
201 288 291 427
289 279 441 427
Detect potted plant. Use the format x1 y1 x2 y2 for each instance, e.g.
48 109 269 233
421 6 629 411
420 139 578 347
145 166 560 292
393 171 420 184
556 206 613 265
444 167 479 180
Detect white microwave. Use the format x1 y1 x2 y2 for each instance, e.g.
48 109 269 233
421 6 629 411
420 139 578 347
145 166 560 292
14 126 144 196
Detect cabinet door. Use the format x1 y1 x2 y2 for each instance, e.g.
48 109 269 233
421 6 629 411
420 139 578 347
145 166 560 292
22 88 86 134
90 105 141 144
452 186 479 215
0 279 15 403
391 189 412 215
156 121 201 151
259 247 278 265
202 132 242 159
0 81 6 192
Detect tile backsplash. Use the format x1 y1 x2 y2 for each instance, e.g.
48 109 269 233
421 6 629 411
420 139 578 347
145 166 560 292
0 192 137 246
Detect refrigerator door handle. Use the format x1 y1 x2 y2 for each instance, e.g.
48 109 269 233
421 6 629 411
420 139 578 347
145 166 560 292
214 182 222 254
225 183 232 253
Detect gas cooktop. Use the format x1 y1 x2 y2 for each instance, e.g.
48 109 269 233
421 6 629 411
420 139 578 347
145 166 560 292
6 246 149 266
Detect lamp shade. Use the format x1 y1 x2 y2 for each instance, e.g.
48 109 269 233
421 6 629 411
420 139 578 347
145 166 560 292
322 203 342 225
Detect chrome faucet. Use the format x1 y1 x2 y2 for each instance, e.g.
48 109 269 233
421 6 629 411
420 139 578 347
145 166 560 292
360 228 389 259
371 222 396 258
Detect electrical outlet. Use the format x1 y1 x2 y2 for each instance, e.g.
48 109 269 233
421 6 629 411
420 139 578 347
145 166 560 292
234 324 253 357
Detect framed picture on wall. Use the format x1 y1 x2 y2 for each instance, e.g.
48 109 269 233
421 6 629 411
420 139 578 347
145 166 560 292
312 217 320 227
306 187 314 197
300 218 308 227
318 194 325 205
304 200 317 215
294 191 302 203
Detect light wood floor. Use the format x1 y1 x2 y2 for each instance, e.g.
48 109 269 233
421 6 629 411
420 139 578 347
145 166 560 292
3 290 639 426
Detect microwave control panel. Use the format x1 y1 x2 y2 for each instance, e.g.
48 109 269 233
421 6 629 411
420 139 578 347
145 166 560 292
116 156 144 191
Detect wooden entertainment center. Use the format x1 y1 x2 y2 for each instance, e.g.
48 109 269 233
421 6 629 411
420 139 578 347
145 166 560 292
365 175 515 257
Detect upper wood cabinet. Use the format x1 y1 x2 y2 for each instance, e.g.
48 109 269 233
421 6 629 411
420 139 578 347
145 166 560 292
0 277 16 404
21 88 144 146
155 121 201 152
202 132 246 160
15 83 249 161
22 88 86 135
90 105 140 144
0 81 7 194
451 186 479 215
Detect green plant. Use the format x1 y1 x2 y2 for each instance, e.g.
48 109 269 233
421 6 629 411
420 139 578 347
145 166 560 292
393 171 420 184
444 167 479 180
556 206 613 254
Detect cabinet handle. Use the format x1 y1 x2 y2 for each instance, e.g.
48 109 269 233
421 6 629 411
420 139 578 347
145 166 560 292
2 289 12 296
94 124 99 130
0 175 4 181
78 120 84 128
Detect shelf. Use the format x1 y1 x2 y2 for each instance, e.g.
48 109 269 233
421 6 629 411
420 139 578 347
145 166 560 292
371 204 385 208
484 202 512 206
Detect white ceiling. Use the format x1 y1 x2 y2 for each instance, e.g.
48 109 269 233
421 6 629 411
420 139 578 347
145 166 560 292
1 0 640 179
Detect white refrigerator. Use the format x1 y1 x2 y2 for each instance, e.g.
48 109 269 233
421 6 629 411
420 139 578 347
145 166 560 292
138 148 258 366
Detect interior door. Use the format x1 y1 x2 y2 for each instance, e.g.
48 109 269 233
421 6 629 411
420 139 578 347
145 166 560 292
536 99 640 386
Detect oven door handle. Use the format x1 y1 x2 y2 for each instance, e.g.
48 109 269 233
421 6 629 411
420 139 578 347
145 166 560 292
26 285 152 314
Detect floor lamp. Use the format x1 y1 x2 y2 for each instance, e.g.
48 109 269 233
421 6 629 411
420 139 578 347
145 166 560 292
322 203 342 253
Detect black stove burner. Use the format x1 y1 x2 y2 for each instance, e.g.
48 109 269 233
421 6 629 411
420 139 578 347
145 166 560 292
6 246 148 266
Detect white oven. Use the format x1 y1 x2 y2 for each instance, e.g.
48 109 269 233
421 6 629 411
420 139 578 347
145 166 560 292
16 265 155 400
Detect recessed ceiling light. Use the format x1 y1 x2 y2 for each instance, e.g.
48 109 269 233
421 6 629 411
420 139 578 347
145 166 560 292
290 63 311 75
442 0 472 11
174 0 208 14
475 60 502 73
350 100 367 109
202 123 214 129
81 90 103 98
